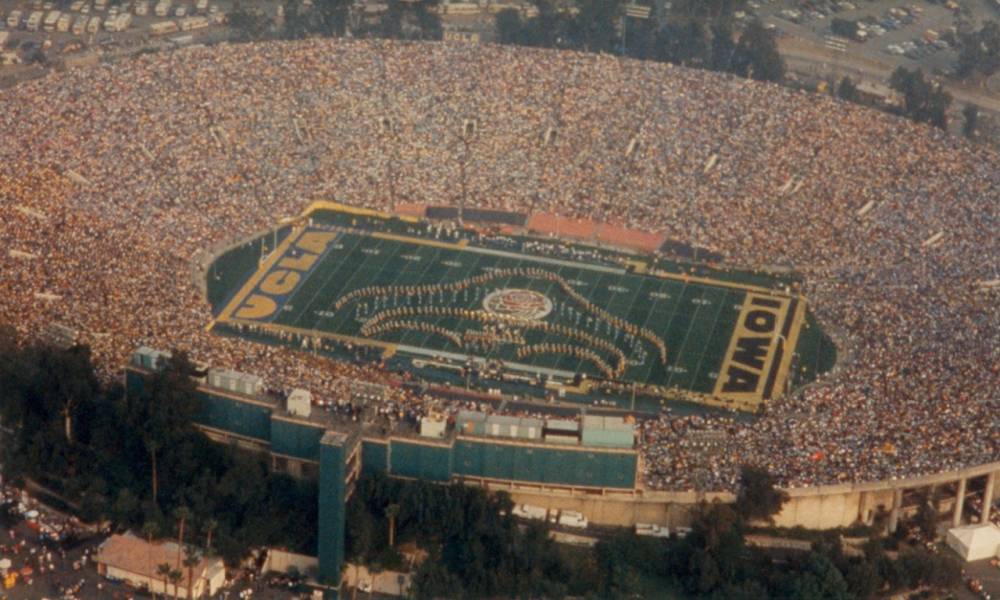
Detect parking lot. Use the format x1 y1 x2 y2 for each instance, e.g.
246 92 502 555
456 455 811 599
0 0 234 75
748 0 1000 76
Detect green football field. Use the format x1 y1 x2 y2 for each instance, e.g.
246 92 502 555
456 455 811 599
211 212 822 410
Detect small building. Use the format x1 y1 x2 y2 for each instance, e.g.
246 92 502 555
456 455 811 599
95 532 226 598
946 524 1000 562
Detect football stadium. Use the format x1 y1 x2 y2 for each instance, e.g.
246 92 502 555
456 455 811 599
1 39 998 591
208 202 830 413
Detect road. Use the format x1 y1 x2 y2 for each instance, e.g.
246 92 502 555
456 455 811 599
779 35 1000 117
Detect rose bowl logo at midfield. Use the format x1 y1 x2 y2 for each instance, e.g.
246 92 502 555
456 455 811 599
482 289 553 320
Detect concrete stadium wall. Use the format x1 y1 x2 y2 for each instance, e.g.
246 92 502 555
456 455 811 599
491 484 734 528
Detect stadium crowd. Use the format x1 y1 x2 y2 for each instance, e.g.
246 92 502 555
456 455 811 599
0 39 997 492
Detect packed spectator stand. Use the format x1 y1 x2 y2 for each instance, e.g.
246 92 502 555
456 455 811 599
0 39 997 494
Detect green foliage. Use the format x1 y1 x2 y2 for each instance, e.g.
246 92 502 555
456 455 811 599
837 76 859 103
348 474 578 598
657 19 710 67
889 67 952 130
494 8 525 45
963 104 979 139
708 21 736 71
0 336 317 566
227 3 273 41
570 0 623 53
831 18 858 39
730 20 785 82
956 20 1000 78
378 0 441 41
491 4 781 85
735 464 789 523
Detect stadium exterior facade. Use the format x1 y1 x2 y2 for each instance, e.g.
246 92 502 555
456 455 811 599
125 349 639 594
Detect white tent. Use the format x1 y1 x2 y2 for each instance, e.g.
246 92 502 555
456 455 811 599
946 524 1000 562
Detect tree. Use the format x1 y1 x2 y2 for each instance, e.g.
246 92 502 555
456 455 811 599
282 0 313 40
963 104 979 139
495 8 524 45
385 503 400 548
889 67 952 129
315 0 350 36
143 522 162 600
570 0 622 53
956 20 1000 78
129 352 200 509
113 488 140 525
837 76 859 103
380 0 441 40
831 18 859 40
708 20 736 71
735 465 789 523
913 489 940 540
182 545 201 600
844 559 882 600
168 567 183 600
657 19 709 66
156 562 173 600
52 344 100 446
731 20 785 82
782 553 852 600
202 518 218 554
674 502 747 594
174 506 191 572
227 2 273 41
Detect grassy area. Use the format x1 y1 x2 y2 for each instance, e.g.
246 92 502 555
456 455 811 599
263 229 746 392
208 207 836 412
790 312 838 390
205 225 293 312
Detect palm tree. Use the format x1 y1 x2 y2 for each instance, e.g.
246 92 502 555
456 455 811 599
145 437 161 506
182 545 201 600
142 522 161 600
202 519 218 554
384 503 400 548
156 562 172 599
173 506 191 572
168 568 183 600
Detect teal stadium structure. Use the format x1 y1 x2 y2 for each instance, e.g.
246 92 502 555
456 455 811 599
125 348 639 597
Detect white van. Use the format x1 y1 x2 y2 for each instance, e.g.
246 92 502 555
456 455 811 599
512 504 549 521
635 523 670 538
557 510 588 529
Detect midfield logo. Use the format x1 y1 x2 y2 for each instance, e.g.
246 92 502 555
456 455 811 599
482 289 554 321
